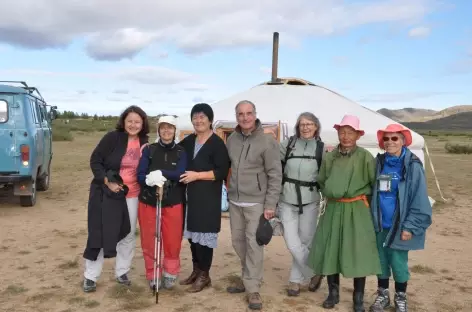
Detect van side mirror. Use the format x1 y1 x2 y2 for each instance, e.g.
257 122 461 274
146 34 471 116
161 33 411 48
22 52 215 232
50 109 58 120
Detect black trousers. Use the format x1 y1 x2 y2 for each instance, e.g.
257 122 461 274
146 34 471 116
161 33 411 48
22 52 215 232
189 239 213 271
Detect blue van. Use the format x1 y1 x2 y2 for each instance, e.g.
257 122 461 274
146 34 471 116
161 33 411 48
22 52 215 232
0 81 58 207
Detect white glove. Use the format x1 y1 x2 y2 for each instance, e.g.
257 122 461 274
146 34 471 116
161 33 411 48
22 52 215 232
145 170 167 187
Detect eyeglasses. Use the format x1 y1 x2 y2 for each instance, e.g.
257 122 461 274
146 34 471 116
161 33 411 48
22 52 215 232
382 136 399 142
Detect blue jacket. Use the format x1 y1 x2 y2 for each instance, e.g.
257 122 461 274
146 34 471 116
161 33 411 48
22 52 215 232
371 148 433 251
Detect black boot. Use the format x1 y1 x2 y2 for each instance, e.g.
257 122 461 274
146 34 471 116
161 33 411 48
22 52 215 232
322 274 340 309
353 277 366 312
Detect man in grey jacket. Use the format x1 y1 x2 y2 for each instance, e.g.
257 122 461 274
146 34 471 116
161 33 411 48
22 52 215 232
226 100 282 310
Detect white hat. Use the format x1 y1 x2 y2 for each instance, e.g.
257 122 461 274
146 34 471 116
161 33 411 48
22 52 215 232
157 115 177 127
156 115 180 143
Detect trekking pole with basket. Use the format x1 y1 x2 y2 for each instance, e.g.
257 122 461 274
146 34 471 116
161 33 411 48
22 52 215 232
153 185 164 304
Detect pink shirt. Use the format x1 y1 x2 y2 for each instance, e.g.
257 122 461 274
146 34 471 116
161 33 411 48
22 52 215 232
120 138 141 198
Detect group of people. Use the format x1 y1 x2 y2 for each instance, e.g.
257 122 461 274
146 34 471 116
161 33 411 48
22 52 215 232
81 100 433 312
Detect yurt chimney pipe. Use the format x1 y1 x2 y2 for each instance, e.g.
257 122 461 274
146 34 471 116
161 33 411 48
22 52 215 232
271 32 279 83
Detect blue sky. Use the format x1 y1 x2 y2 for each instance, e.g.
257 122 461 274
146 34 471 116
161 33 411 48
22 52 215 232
0 0 470 116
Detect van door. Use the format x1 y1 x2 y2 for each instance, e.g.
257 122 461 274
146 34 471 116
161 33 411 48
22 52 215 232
32 99 44 176
0 94 17 173
38 101 51 173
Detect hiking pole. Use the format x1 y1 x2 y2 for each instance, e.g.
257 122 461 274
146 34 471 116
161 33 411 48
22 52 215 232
153 185 164 304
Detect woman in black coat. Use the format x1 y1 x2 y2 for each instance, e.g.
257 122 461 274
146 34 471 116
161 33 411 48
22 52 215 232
178 103 230 293
82 105 149 293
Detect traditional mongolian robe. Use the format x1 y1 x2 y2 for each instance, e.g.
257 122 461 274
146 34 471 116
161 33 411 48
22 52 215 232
307 145 382 277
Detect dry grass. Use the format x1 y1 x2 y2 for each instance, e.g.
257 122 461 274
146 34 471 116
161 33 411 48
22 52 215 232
58 258 79 270
2 285 28 295
410 264 436 274
0 132 471 312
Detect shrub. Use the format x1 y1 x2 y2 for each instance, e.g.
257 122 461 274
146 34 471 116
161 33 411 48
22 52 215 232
444 143 472 154
52 130 73 141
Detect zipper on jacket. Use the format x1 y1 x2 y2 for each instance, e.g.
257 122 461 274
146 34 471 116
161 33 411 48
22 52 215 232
384 193 400 247
245 144 251 159
165 152 167 162
256 173 261 191
236 137 246 200
376 159 383 233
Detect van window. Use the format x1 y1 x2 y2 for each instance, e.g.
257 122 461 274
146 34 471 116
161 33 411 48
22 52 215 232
0 100 7 123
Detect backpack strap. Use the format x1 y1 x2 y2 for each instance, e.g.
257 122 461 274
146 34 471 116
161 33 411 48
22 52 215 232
315 140 324 170
282 136 296 173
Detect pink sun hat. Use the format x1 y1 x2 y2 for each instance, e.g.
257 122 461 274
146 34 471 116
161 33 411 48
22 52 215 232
333 114 365 136
377 123 413 149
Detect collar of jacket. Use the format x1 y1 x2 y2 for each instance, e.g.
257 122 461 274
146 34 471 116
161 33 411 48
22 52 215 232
234 119 263 137
116 130 149 146
158 139 176 149
376 147 422 180
333 144 358 158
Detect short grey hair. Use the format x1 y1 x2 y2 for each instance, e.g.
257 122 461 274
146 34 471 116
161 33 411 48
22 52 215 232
235 100 257 114
294 112 321 138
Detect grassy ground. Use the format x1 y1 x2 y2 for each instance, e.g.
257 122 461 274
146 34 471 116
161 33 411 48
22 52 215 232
0 130 471 311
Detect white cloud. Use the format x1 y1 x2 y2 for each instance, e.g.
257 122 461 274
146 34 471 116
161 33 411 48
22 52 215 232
0 0 436 60
115 66 196 85
0 66 199 86
86 28 157 60
408 26 431 38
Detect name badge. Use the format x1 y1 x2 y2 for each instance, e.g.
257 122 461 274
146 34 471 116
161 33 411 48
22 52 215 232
378 174 392 192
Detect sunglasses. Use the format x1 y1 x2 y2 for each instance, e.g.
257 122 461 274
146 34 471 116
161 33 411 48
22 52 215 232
382 136 399 142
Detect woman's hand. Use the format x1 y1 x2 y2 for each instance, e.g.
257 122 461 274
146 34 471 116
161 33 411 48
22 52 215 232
106 181 123 193
179 171 200 184
401 230 412 241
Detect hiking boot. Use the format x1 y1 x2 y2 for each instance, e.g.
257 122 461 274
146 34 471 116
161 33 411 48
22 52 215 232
226 278 245 294
163 273 177 289
116 274 131 286
308 275 323 292
394 292 408 312
353 291 365 312
187 271 211 293
83 278 96 293
369 288 391 311
179 263 201 286
323 276 340 309
287 282 300 296
247 292 262 310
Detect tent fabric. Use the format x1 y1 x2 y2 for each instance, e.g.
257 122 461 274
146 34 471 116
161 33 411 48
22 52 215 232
175 84 426 164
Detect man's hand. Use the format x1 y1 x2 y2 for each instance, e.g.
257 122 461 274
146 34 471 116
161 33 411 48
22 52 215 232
401 230 412 241
264 208 275 220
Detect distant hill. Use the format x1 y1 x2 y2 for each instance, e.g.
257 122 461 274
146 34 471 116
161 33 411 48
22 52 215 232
377 108 436 122
377 105 472 122
402 111 472 131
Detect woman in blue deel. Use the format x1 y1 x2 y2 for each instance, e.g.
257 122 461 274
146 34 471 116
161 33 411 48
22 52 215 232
369 124 432 312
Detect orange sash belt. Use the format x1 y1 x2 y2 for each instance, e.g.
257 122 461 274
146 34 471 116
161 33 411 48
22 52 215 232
328 194 370 208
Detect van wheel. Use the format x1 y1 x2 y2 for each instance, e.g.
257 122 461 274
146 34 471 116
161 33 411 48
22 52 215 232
37 167 50 192
20 180 37 207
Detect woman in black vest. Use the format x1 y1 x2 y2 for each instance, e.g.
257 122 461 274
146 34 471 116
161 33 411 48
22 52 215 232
178 103 230 293
137 115 187 290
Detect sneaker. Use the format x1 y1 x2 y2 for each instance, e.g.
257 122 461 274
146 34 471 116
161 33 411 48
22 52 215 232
287 282 300 296
226 278 245 294
83 278 96 293
163 274 177 289
247 292 263 310
394 292 408 312
369 288 390 311
308 275 323 292
116 274 131 286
